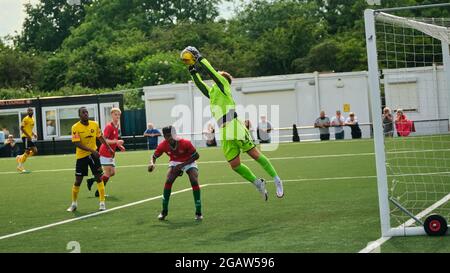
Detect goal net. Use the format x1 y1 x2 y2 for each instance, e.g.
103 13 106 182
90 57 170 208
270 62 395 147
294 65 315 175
365 8 450 236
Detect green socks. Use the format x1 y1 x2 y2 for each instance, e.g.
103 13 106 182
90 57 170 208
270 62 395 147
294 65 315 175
256 154 278 178
190 180 202 214
162 186 171 213
233 163 257 183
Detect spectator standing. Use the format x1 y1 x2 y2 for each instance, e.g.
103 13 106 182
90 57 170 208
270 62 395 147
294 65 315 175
144 123 162 150
47 120 56 135
344 112 362 139
331 110 345 140
395 109 413 137
2 127 10 137
383 107 394 137
314 111 331 141
0 130 4 143
203 122 217 147
257 116 272 144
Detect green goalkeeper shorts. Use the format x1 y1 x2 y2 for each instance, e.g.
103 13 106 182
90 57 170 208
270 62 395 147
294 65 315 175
221 119 256 162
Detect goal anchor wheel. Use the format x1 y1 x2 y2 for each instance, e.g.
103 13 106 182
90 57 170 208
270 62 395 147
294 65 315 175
424 215 448 236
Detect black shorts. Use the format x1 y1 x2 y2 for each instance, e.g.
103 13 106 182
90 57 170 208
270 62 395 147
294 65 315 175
22 137 36 150
75 155 103 177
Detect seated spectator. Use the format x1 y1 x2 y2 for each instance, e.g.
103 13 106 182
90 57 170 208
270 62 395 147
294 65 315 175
382 107 394 137
0 130 4 143
203 123 217 147
143 123 162 150
345 112 362 139
3 135 19 157
314 111 330 141
331 110 345 140
395 109 413 137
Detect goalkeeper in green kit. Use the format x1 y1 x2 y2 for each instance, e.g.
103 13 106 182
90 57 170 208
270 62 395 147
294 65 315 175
180 46 284 200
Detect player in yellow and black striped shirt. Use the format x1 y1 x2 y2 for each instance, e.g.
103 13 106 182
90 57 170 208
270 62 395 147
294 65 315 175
66 107 113 212
16 108 38 173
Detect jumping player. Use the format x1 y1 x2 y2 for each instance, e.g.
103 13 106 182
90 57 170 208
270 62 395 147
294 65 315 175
181 46 284 201
148 126 202 221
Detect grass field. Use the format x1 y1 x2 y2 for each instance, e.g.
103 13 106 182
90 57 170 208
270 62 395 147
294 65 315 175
0 140 449 253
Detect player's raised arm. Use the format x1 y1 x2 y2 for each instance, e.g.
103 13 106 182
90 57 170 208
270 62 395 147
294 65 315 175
181 46 228 94
189 65 211 99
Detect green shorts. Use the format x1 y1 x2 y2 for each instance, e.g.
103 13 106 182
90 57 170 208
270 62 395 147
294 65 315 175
221 119 256 162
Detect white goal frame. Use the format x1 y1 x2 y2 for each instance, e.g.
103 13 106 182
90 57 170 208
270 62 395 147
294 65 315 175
364 5 450 237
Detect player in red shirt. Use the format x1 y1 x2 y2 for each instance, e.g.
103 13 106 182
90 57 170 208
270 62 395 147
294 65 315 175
148 125 202 221
87 108 125 197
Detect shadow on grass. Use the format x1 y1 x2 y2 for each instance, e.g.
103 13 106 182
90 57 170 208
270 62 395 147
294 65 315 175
148 218 204 230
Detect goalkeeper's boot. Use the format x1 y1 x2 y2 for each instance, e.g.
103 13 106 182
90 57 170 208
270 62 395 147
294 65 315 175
158 211 168 220
66 202 77 212
86 177 95 191
195 213 203 221
274 177 284 198
254 178 268 201
99 201 106 211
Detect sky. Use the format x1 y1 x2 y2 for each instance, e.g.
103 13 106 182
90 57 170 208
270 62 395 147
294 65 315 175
0 0 239 39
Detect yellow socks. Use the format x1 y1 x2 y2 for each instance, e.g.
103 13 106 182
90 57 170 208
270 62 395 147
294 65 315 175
96 182 106 202
72 185 80 202
20 153 29 163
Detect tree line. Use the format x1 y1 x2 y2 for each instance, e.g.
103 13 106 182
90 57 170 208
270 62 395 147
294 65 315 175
0 0 449 108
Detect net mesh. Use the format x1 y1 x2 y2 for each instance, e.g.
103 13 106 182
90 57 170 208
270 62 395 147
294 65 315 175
375 12 450 227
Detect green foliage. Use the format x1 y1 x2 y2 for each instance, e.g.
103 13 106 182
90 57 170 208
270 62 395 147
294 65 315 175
132 52 190 87
16 0 92 52
3 0 450 107
0 45 45 89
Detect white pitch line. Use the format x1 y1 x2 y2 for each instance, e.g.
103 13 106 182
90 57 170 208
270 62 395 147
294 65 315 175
0 152 376 175
0 185 209 241
3 148 449 175
359 193 450 253
0 175 381 241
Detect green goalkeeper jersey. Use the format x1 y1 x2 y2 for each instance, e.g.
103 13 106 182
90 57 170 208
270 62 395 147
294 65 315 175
191 57 256 161
190 58 236 124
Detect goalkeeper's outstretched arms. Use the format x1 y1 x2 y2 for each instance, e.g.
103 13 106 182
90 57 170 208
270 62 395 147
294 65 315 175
181 46 230 94
189 65 211 99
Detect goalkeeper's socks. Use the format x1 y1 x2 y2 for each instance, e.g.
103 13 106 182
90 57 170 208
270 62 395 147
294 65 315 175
233 163 257 183
255 154 278 178
190 181 201 215
72 185 80 202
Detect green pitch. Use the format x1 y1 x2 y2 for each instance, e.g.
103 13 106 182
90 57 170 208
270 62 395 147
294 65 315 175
0 140 449 253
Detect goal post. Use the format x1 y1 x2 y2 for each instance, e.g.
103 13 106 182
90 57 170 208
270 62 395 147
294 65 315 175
364 5 450 237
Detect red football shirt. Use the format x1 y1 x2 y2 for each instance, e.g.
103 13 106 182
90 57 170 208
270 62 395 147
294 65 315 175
99 122 120 157
154 138 196 162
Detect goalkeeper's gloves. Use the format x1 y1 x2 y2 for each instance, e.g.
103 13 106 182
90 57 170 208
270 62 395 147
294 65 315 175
184 46 202 62
188 65 198 75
